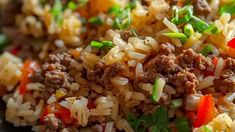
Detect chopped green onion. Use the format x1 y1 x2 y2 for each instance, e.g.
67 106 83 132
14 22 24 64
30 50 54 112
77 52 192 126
203 125 212 132
190 16 209 33
131 27 138 37
175 117 191 132
51 0 63 26
162 32 187 38
219 2 235 15
172 6 193 24
108 5 121 15
200 44 214 56
0 33 8 50
170 99 183 109
184 23 194 37
204 24 220 34
152 77 165 103
90 40 113 49
88 16 103 26
68 1 77 11
113 8 132 29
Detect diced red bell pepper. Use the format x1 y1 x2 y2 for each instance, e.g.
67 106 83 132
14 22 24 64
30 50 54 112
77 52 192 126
40 103 74 125
186 111 196 125
87 100 96 109
19 60 38 95
10 47 20 55
194 95 217 128
228 37 235 49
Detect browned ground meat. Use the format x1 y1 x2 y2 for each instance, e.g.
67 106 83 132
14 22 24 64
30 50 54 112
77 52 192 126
193 0 211 16
41 53 75 98
141 43 212 94
177 49 214 71
169 70 199 94
87 62 128 89
214 58 235 92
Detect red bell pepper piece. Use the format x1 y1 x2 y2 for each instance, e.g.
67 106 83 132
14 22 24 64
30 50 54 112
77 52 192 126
40 103 74 125
87 100 96 109
10 47 20 55
186 111 196 125
228 37 235 49
194 95 217 128
19 60 38 95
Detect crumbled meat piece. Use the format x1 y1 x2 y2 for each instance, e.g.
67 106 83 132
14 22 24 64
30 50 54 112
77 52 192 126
44 113 61 131
41 52 75 98
159 43 175 55
177 49 214 71
139 72 159 83
121 30 133 42
87 62 128 89
146 54 180 74
61 127 78 132
214 58 235 92
170 70 199 94
92 124 103 132
193 0 211 16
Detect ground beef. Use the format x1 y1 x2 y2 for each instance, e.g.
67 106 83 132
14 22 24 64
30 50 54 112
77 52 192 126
193 0 211 16
159 43 175 55
87 62 128 89
169 70 199 94
41 52 75 98
139 72 160 83
214 58 235 92
44 113 61 131
30 70 44 83
177 49 214 71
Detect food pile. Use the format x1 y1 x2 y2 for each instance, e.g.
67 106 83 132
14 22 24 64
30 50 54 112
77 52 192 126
0 0 235 132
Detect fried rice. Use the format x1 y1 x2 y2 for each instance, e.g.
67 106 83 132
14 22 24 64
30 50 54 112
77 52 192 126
0 0 235 132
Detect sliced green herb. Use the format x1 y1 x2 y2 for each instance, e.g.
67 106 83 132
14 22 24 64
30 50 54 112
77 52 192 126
200 44 214 56
131 27 138 37
172 6 193 24
0 33 8 50
108 5 121 15
204 24 220 34
51 0 63 26
170 99 183 109
127 107 170 132
113 8 132 29
90 40 113 49
219 2 235 15
184 23 194 37
175 117 191 132
190 16 209 33
88 16 103 26
68 1 77 11
151 78 165 103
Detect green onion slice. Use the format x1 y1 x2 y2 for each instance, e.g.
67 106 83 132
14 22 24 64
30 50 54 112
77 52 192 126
170 99 183 109
152 77 165 103
172 6 193 24
190 16 209 33
175 117 191 132
108 5 121 15
162 32 187 38
51 0 63 25
203 125 212 132
68 1 77 11
219 2 235 15
88 16 103 26
200 44 214 56
90 40 113 49
184 23 194 37
204 24 220 34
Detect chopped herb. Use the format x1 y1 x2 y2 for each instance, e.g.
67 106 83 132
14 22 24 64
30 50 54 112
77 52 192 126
113 8 132 29
127 107 170 132
172 6 193 24
200 44 214 56
219 2 235 15
90 40 113 49
175 117 191 132
203 125 212 132
108 5 121 15
68 1 77 11
184 23 194 37
170 99 183 109
190 16 209 33
162 32 187 38
88 16 103 26
51 0 63 26
204 24 220 34
0 33 8 50
152 78 165 103
131 27 138 37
